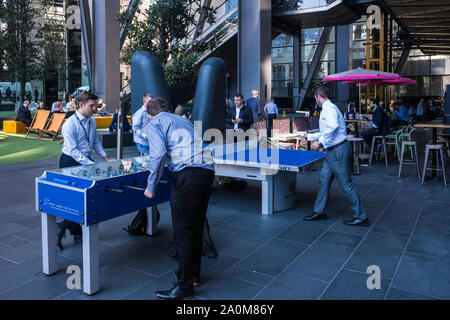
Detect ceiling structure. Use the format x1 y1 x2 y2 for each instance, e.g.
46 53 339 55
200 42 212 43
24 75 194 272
381 0 450 55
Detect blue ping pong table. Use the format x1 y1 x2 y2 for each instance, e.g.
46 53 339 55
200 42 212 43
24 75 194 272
208 143 326 214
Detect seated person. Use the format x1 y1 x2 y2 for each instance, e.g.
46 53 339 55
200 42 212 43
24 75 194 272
51 99 64 113
95 99 110 116
391 102 409 126
37 102 46 110
65 101 77 118
109 107 131 132
408 106 418 123
362 99 390 147
16 100 32 127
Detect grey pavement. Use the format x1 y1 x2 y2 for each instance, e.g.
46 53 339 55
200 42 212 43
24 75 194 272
0 140 449 300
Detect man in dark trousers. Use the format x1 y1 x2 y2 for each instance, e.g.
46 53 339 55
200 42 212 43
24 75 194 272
362 98 390 147
16 100 32 127
304 87 368 226
143 98 215 300
57 91 110 249
226 93 254 131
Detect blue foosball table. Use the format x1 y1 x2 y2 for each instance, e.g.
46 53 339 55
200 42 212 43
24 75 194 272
36 157 173 295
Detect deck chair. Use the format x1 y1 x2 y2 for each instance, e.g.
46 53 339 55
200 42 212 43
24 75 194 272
40 113 66 141
25 110 50 139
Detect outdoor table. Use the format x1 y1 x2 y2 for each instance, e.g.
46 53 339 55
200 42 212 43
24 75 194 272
414 123 450 178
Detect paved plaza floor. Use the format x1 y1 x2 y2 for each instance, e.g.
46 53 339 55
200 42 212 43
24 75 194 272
0 138 448 300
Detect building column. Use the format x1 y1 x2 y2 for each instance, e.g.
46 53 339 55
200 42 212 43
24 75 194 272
334 25 350 112
237 0 272 103
93 0 120 112
293 31 300 109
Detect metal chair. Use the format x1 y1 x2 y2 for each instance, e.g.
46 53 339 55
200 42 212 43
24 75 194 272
369 135 388 167
421 144 447 187
398 137 421 180
348 137 364 175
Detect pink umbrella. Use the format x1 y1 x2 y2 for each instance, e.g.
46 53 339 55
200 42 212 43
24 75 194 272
324 68 401 113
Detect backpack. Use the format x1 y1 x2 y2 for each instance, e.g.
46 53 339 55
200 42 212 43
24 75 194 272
167 217 218 259
123 208 148 236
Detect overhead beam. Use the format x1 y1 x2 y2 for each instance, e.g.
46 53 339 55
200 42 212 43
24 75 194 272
296 26 332 110
394 46 411 75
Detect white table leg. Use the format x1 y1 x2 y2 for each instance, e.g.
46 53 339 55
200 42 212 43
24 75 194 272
261 175 274 215
41 213 57 275
146 206 159 236
82 224 99 295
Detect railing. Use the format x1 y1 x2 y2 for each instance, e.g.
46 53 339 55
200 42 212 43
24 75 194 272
272 0 339 13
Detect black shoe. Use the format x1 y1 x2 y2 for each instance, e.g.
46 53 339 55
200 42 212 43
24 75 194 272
73 234 82 246
343 218 370 226
303 212 327 221
154 285 194 300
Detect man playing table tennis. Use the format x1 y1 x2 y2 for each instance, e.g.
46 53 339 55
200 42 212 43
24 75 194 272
143 97 215 300
304 87 369 226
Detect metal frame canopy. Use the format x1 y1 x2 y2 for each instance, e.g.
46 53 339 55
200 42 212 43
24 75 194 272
382 0 450 55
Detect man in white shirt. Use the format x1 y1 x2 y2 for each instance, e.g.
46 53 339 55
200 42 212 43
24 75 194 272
57 91 110 249
305 87 368 226
132 94 153 155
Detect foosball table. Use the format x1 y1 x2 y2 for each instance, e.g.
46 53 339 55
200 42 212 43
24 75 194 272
36 157 173 295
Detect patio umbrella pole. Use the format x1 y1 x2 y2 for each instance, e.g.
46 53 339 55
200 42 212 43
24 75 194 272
358 83 361 114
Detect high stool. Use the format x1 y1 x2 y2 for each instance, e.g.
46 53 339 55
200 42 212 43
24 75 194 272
398 140 421 180
369 136 388 167
348 137 364 175
421 144 447 187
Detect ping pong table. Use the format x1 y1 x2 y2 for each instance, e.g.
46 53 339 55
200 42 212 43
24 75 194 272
208 142 326 214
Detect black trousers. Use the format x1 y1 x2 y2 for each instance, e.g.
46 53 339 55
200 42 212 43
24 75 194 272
267 114 277 138
170 167 215 291
58 153 91 236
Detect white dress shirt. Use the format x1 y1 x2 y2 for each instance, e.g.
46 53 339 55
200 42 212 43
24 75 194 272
132 105 150 146
307 99 347 149
234 105 243 131
61 110 107 165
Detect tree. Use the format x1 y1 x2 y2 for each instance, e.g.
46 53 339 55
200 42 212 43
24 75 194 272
38 16 67 95
0 0 52 102
119 0 216 86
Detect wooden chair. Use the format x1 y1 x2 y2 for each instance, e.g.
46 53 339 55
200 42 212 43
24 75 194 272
270 118 295 149
40 113 66 141
293 117 308 132
252 120 267 139
25 110 50 139
272 118 291 136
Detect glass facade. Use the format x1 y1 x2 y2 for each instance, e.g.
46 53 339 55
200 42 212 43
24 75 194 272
300 27 335 83
272 34 294 98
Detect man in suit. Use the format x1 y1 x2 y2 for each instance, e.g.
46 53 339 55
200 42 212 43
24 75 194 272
226 93 254 131
246 90 262 121
16 100 32 127
362 98 390 147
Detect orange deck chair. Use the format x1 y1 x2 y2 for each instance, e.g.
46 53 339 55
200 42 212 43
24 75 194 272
25 110 50 139
40 113 66 141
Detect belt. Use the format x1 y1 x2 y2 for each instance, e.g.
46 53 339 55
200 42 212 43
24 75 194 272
324 140 348 152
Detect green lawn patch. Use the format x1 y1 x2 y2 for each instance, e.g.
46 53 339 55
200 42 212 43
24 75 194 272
0 132 63 165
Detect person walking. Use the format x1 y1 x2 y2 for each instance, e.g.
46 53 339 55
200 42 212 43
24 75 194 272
304 87 369 226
